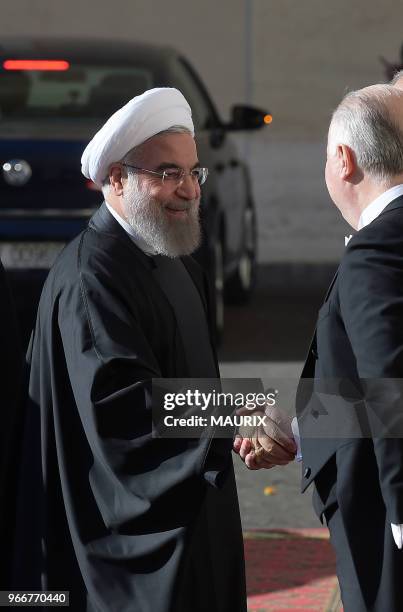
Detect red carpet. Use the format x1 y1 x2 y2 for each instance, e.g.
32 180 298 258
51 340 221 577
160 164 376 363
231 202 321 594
244 529 342 611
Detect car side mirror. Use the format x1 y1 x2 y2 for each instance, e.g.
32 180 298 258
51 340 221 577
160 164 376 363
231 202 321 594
227 104 271 131
209 128 226 149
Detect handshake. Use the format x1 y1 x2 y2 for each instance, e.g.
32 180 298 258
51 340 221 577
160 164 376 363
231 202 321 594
233 404 297 470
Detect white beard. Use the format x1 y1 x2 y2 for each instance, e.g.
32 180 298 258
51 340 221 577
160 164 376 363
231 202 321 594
122 173 201 258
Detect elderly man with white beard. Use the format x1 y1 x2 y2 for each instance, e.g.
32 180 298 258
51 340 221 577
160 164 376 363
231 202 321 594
102 126 202 257
12 88 247 612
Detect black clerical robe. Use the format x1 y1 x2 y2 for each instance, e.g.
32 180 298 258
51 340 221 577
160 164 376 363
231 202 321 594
12 204 246 612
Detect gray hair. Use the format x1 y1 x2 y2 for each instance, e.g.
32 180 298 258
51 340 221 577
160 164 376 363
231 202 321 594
328 85 403 181
102 125 193 198
391 69 403 85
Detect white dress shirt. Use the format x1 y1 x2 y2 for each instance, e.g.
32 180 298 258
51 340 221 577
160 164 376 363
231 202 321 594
357 184 403 229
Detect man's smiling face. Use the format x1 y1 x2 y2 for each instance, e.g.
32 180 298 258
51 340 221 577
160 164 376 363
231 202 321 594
121 132 202 257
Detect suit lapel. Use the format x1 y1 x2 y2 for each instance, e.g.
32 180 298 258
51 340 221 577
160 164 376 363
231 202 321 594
300 264 339 379
323 266 339 302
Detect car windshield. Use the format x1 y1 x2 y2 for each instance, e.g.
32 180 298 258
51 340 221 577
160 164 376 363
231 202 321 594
0 63 154 121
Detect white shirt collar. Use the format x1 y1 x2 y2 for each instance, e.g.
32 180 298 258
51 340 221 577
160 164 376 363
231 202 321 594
104 201 157 256
358 184 403 230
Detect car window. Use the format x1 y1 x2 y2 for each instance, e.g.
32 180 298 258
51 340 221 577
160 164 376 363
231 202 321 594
168 58 217 131
0 64 154 121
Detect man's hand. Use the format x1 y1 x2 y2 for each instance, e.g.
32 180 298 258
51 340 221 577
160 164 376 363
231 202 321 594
233 405 297 470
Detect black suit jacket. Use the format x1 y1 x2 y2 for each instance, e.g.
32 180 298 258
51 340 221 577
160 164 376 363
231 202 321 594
12 204 245 612
298 195 403 524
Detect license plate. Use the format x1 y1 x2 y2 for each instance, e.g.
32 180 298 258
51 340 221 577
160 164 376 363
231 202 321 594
0 242 65 269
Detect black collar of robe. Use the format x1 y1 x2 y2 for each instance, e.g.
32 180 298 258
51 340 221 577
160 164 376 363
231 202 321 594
89 202 219 376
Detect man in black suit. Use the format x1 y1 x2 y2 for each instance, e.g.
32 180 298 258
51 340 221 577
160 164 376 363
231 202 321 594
234 84 403 611
12 88 247 611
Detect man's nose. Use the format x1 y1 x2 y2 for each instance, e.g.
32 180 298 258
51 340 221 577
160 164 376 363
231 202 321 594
176 174 200 200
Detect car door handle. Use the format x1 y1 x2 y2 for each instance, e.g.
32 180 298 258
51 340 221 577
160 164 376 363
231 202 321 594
215 162 225 173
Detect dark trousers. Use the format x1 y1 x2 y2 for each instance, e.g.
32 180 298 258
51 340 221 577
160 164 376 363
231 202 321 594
325 504 403 612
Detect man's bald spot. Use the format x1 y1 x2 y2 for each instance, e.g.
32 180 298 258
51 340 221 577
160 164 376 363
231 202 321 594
364 84 403 129
350 83 403 107
332 84 403 134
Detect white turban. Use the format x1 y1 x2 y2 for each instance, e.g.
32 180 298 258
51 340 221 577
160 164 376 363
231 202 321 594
81 87 194 187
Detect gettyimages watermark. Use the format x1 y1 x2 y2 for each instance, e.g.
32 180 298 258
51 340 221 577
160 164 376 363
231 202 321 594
151 377 403 439
152 378 278 438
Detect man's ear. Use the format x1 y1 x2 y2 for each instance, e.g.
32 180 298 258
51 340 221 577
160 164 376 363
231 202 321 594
336 144 356 180
109 164 125 196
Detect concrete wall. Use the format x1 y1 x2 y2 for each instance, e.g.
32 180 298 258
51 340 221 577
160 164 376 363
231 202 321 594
253 0 401 139
2 0 403 262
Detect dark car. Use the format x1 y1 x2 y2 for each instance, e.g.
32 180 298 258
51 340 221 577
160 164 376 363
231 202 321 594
0 38 269 342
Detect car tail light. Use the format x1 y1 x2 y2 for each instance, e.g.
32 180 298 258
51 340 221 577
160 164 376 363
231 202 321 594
3 60 70 71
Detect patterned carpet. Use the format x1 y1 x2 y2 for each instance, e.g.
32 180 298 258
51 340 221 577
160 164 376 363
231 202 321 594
244 529 342 611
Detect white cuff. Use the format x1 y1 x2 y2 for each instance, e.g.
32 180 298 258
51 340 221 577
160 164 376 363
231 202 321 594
291 417 303 462
392 523 403 549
